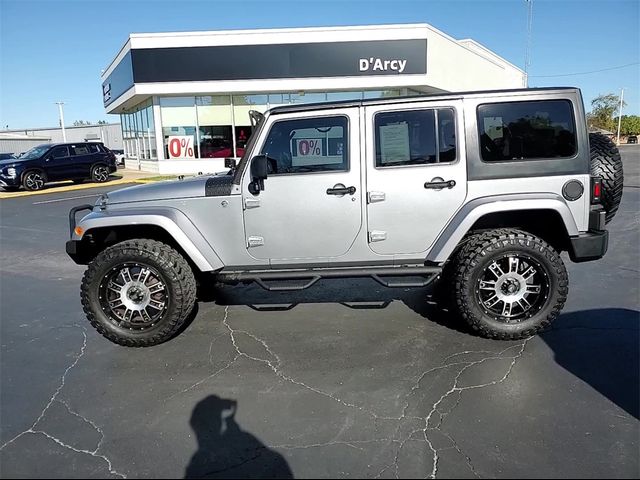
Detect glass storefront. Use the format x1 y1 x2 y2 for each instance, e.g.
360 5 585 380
124 90 407 162
121 99 156 160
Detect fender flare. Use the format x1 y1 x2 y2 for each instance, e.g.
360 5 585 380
426 193 579 263
73 207 224 272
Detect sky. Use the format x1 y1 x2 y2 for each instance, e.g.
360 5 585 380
0 0 638 129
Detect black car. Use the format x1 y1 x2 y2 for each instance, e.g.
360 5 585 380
0 142 117 191
0 153 17 160
628 135 637 144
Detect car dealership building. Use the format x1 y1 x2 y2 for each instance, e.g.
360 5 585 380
102 23 526 173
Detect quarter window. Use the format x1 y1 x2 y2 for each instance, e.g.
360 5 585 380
260 116 348 174
477 100 577 161
70 145 90 155
374 108 457 167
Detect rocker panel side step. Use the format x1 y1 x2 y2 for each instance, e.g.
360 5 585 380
217 265 442 291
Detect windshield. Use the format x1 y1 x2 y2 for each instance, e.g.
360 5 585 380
19 144 51 160
232 111 265 185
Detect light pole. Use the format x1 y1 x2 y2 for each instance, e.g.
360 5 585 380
55 102 67 142
524 0 534 87
616 88 624 145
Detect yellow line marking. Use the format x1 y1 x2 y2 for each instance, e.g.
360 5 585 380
0 177 155 200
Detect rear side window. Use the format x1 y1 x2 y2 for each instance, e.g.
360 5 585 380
87 144 101 154
374 108 457 167
477 100 577 162
70 145 90 155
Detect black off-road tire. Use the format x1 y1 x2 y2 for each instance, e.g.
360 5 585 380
589 132 624 224
81 239 197 347
448 228 568 340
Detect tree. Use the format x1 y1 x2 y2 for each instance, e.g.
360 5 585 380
73 120 93 126
588 93 626 131
97 120 108 125
614 115 640 136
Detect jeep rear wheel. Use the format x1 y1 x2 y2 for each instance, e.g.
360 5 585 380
589 132 623 224
81 239 197 347
449 229 568 339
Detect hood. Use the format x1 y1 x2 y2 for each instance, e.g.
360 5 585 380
105 174 234 205
0 157 25 167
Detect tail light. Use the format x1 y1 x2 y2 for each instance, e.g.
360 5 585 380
591 177 602 204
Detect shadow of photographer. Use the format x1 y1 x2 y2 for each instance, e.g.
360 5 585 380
185 395 293 479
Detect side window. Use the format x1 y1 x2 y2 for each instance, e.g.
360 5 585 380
50 146 69 159
374 108 457 167
87 144 100 154
260 116 348 174
477 100 577 161
70 145 90 156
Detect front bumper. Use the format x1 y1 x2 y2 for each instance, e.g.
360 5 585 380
0 175 20 187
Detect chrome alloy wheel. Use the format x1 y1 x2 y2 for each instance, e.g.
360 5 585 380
99 263 168 330
24 172 44 190
93 166 110 182
475 253 550 323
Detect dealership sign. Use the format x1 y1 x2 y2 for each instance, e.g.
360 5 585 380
167 136 195 159
359 57 408 73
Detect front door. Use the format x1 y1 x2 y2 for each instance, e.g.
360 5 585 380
242 109 362 262
364 101 467 255
45 145 71 181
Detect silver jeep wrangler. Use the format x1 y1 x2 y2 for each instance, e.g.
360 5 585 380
66 87 624 347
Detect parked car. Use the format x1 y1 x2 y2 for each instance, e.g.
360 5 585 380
110 149 125 165
0 142 117 191
0 153 17 161
627 135 637 144
66 87 623 347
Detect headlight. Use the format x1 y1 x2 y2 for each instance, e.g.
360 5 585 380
6 167 16 177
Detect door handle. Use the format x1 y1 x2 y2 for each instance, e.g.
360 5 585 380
327 185 356 196
424 179 456 190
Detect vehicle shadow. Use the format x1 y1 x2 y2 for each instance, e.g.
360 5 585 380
197 277 470 334
185 395 293 479
541 308 640 419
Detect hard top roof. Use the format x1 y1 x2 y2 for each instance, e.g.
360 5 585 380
268 87 579 115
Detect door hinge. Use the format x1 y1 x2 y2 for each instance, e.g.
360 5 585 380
247 236 264 248
367 191 386 203
369 231 387 242
244 198 260 209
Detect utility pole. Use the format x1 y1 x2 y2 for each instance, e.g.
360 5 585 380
524 0 534 87
55 102 67 142
616 88 624 145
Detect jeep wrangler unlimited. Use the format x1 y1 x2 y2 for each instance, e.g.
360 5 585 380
66 88 623 347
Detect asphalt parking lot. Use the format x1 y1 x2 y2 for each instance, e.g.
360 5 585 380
1 146 638 479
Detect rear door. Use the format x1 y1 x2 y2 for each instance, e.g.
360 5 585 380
242 109 362 262
69 144 93 178
364 100 467 255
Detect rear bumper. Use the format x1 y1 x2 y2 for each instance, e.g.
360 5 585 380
569 230 608 263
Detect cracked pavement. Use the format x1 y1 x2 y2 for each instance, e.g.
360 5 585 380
1 146 639 478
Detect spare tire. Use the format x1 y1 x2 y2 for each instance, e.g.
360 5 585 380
589 132 624 224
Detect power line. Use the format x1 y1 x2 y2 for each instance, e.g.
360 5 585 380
530 62 639 78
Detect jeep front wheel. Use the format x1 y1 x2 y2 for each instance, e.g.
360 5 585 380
81 239 197 347
449 229 568 339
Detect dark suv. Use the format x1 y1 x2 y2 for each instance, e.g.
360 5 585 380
0 142 117 191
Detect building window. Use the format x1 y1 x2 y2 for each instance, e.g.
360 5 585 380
120 99 156 160
160 97 197 159
374 108 457 167
261 116 348 174
477 100 577 162
196 96 233 158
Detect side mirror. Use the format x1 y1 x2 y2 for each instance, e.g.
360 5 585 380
249 155 268 195
224 157 236 169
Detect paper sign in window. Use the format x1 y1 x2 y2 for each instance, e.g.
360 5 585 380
380 123 410 164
